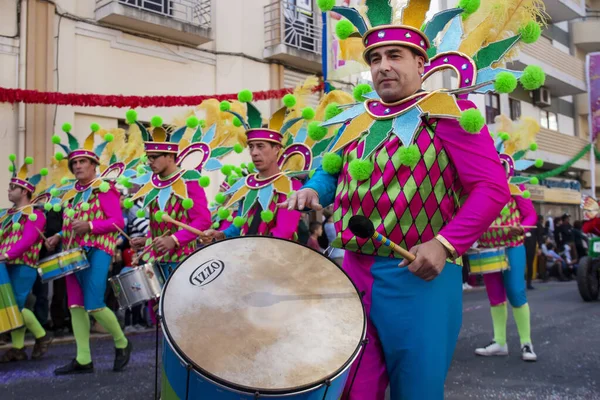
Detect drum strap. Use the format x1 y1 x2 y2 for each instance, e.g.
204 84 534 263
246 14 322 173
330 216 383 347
246 204 263 236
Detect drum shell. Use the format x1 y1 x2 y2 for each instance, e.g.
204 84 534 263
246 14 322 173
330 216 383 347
467 247 508 274
110 263 164 310
0 264 24 334
37 248 90 283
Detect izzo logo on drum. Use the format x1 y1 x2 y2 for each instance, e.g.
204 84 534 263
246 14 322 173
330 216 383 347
189 259 225 287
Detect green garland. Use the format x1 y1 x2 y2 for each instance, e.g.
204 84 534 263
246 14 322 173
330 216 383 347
534 143 591 181
595 145 600 161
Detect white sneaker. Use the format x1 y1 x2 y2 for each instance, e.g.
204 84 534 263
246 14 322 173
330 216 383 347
463 283 473 290
521 343 537 362
475 341 509 356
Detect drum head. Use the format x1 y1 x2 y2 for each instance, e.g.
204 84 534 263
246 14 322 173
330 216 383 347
161 237 365 394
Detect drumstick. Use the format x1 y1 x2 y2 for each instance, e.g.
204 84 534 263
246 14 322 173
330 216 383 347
113 224 132 242
348 216 416 263
160 214 205 237
132 233 168 265
67 210 80 250
36 228 48 241
490 225 536 229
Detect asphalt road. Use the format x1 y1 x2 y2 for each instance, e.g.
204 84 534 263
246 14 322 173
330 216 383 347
1 280 599 400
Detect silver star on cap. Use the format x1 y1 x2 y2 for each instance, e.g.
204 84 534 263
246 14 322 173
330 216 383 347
405 32 412 38
378 31 386 38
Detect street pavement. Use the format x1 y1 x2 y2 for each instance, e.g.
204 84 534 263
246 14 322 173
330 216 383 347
1 280 599 399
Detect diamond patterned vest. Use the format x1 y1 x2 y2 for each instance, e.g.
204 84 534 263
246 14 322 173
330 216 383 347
478 197 523 248
147 194 195 263
332 121 459 258
0 214 43 268
240 191 286 237
62 190 118 256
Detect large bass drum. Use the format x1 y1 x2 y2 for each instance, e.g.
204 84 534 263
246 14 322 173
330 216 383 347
160 236 366 399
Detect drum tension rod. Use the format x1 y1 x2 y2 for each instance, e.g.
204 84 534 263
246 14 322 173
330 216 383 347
254 391 260 399
321 379 333 400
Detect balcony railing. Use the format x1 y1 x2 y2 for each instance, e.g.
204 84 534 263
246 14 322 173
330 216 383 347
96 0 211 29
264 1 322 56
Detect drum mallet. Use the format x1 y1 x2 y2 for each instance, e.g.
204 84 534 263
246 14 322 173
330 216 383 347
348 216 416 263
160 214 205 237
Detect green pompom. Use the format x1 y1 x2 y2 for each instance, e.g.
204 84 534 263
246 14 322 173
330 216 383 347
8 165 14 173
459 108 485 133
522 190 531 199
530 142 538 151
25 156 33 165
198 176 210 188
247 162 255 172
322 153 343 175
90 123 100 132
238 90 253 103
501 206 510 216
335 19 355 40
186 115 200 129
325 103 342 121
40 168 48 176
221 165 233 176
226 216 234 222
283 94 297 108
8 153 16 162
117 176 130 186
530 177 539 185
308 121 328 141
519 21 542 44
212 222 220 229
261 210 274 223
126 109 138 124
218 208 231 220
124 198 134 209
232 117 243 127
234 166 242 175
215 193 226 204
520 65 545 91
137 166 146 176
61 177 69 185
353 83 373 102
62 123 72 133
51 135 61 145
81 202 90 212
535 159 544 168
494 72 518 94
233 143 244 154
154 211 164 223
104 133 114 142
398 145 421 168
151 116 163 128
220 101 231 112
55 152 64 162
44 203 52 211
227 175 238 186
198 119 206 128
348 159 374 181
28 213 38 222
241 162 247 169
66 209 75 219
233 216 246 228
302 107 316 120
498 132 510 141
137 209 146 219
140 155 148 163
53 204 62 212
458 0 480 15
316 0 335 11
50 188 60 197
182 198 194 210
99 181 110 193
13 222 22 231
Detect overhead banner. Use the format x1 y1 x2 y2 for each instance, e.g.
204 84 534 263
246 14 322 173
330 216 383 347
587 52 600 142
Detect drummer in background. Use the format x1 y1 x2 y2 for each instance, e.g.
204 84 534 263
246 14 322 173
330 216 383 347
0 156 52 363
45 124 132 375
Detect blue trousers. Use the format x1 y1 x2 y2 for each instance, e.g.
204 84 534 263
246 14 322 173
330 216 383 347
73 248 113 311
5 264 38 310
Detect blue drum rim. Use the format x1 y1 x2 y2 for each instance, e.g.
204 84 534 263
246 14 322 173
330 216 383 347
159 236 367 396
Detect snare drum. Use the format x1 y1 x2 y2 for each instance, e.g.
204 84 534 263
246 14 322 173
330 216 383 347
0 264 24 334
467 247 508 274
109 263 164 310
160 237 365 400
38 248 90 283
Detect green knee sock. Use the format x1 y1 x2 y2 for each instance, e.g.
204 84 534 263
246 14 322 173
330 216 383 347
22 308 46 339
490 303 508 346
10 327 26 350
70 307 92 365
91 308 128 349
512 303 532 346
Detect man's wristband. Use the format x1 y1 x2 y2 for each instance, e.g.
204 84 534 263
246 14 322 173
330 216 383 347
435 234 458 260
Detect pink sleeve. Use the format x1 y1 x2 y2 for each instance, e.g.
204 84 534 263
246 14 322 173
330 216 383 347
270 180 302 240
436 100 511 256
515 186 537 230
91 187 125 235
6 210 46 260
172 180 212 246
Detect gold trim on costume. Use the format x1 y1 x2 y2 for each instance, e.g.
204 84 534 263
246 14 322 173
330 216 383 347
435 234 458 260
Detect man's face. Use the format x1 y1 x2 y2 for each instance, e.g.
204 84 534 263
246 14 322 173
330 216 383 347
8 184 25 204
369 45 425 103
71 158 97 182
248 141 281 173
146 152 172 175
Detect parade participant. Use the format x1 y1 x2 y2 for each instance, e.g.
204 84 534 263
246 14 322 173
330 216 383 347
125 113 214 279
472 116 542 361
201 91 336 242
283 0 546 398
0 156 52 362
46 123 132 374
